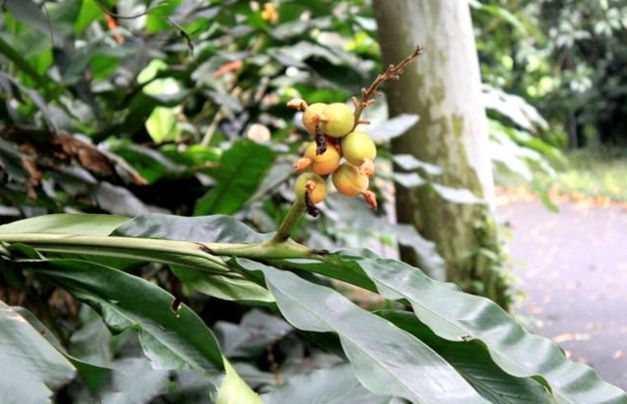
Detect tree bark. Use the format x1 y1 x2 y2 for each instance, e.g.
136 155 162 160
373 1 505 302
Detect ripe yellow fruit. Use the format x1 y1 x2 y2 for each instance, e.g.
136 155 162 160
332 164 369 197
341 131 376 166
302 103 327 135
295 173 327 204
303 142 341 175
321 103 354 137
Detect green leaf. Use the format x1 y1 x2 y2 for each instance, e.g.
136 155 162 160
324 195 446 280
0 300 76 402
379 311 554 404
216 360 264 404
45 0 84 37
100 358 169 404
146 106 182 144
0 213 130 235
0 24 53 85
350 255 627 404
194 140 275 215
3 0 51 36
274 254 376 292
172 265 274 303
262 364 400 404
24 258 226 374
214 310 292 359
75 0 102 34
112 213 269 243
15 306 112 393
236 259 488 404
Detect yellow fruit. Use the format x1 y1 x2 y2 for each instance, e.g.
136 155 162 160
301 103 327 135
295 173 327 204
341 131 377 166
321 103 354 137
304 142 341 175
332 164 369 197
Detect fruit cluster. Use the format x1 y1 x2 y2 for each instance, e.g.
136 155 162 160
288 100 378 210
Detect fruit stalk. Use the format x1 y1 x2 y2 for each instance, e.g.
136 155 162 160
352 44 423 129
272 198 306 243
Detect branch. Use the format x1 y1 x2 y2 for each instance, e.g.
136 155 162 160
352 44 423 127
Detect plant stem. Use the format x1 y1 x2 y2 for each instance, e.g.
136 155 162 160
272 199 306 243
351 44 423 129
0 232 315 263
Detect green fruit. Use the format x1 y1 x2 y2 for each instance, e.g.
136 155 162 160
332 164 368 197
321 103 354 137
341 131 376 166
301 103 327 135
295 173 327 204
304 142 341 175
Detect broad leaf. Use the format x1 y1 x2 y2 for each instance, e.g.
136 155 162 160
194 140 275 215
112 213 269 243
236 259 488 404
100 358 169 404
15 306 112 393
91 214 275 303
262 364 401 404
214 310 292 358
0 301 76 403
173 265 274 303
23 258 225 374
351 255 627 404
324 196 446 280
0 213 129 235
379 311 554 404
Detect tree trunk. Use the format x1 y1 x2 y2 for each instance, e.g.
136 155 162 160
373 1 507 304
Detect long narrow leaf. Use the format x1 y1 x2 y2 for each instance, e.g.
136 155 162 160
0 213 129 235
236 258 488 404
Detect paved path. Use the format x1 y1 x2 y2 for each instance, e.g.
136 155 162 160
498 201 627 390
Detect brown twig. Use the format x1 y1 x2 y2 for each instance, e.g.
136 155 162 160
352 44 423 128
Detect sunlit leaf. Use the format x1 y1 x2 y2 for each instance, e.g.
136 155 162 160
0 213 129 235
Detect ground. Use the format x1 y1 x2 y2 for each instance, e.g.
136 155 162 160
498 199 627 389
